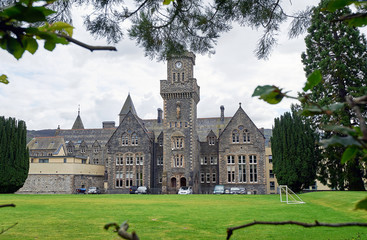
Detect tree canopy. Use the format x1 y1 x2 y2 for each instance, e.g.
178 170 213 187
271 110 320 192
0 116 29 193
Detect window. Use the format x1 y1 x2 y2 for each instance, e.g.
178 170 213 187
157 156 163 165
177 72 180 81
227 166 235 183
94 148 99 153
82 159 86 164
200 173 205 183
125 171 133 187
249 155 257 183
136 154 143 165
136 172 143 186
126 154 133 165
131 133 138 145
159 174 162 183
158 137 163 146
182 72 184 81
122 133 129 146
67 147 73 153
115 171 123 188
63 158 67 163
210 156 217 165
208 137 215 145
93 158 99 164
173 73 176 82
204 156 208 165
206 173 211 183
81 147 86 153
244 129 250 142
39 159 49 163
268 155 272 163
116 155 123 165
172 137 184 149
238 155 246 183
212 173 216 183
227 155 235 164
232 130 239 143
173 154 184 167
270 181 275 190
269 170 274 178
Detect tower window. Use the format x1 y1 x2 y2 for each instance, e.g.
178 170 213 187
173 73 176 82
182 72 184 81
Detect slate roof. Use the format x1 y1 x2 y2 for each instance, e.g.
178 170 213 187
119 94 137 117
72 114 84 130
57 128 116 146
27 136 66 155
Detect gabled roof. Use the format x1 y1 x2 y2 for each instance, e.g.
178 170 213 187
119 94 137 117
219 105 265 139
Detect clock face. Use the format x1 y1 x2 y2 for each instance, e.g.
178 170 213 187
175 61 182 69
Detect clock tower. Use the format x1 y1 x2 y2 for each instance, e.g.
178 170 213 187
160 52 200 194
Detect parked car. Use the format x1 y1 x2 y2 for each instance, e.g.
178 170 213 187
87 187 101 194
129 186 138 194
136 186 149 194
230 187 241 194
178 186 193 194
213 185 225 194
76 188 86 194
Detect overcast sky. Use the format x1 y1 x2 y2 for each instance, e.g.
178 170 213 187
1 1 320 130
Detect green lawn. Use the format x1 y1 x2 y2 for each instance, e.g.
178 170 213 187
0 192 366 239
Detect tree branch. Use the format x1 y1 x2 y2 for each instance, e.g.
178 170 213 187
0 222 18 235
57 34 117 52
227 220 367 240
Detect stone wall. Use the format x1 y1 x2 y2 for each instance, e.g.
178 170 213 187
18 174 104 194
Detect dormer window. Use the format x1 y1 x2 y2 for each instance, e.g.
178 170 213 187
208 137 215 145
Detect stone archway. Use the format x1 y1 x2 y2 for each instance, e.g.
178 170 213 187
171 177 177 188
180 177 187 187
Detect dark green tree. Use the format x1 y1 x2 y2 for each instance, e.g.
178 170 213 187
0 117 29 193
271 110 320 192
301 0 367 191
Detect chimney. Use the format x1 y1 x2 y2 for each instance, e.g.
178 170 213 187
220 105 225 122
157 108 163 123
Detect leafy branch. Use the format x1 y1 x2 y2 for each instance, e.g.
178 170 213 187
227 220 367 240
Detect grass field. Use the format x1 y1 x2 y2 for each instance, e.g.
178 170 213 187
0 192 367 240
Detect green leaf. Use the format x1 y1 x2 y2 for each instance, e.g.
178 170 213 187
345 15 367 27
0 74 9 84
303 69 322 91
324 0 354 12
163 0 174 5
44 40 56 51
2 4 55 23
325 102 345 112
252 85 284 104
355 197 367 211
341 146 359 164
6 37 25 60
320 135 362 148
323 125 359 137
23 37 38 54
49 22 74 37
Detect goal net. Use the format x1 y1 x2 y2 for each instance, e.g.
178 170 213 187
279 185 305 204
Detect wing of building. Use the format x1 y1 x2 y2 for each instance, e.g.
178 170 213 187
20 53 278 194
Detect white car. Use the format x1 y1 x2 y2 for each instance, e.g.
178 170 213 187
87 187 101 194
178 186 192 194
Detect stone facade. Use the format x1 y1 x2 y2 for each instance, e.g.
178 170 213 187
25 53 269 194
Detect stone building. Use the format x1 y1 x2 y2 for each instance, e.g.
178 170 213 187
24 53 270 194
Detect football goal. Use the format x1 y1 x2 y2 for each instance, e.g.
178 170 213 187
279 185 305 204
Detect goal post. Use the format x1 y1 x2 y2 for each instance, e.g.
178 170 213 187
279 185 305 204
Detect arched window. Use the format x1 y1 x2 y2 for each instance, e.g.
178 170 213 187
244 129 250 142
131 133 138 145
126 153 134 165
122 133 129 146
136 153 143 165
173 154 184 167
182 72 184 81
232 130 239 143
171 137 184 149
